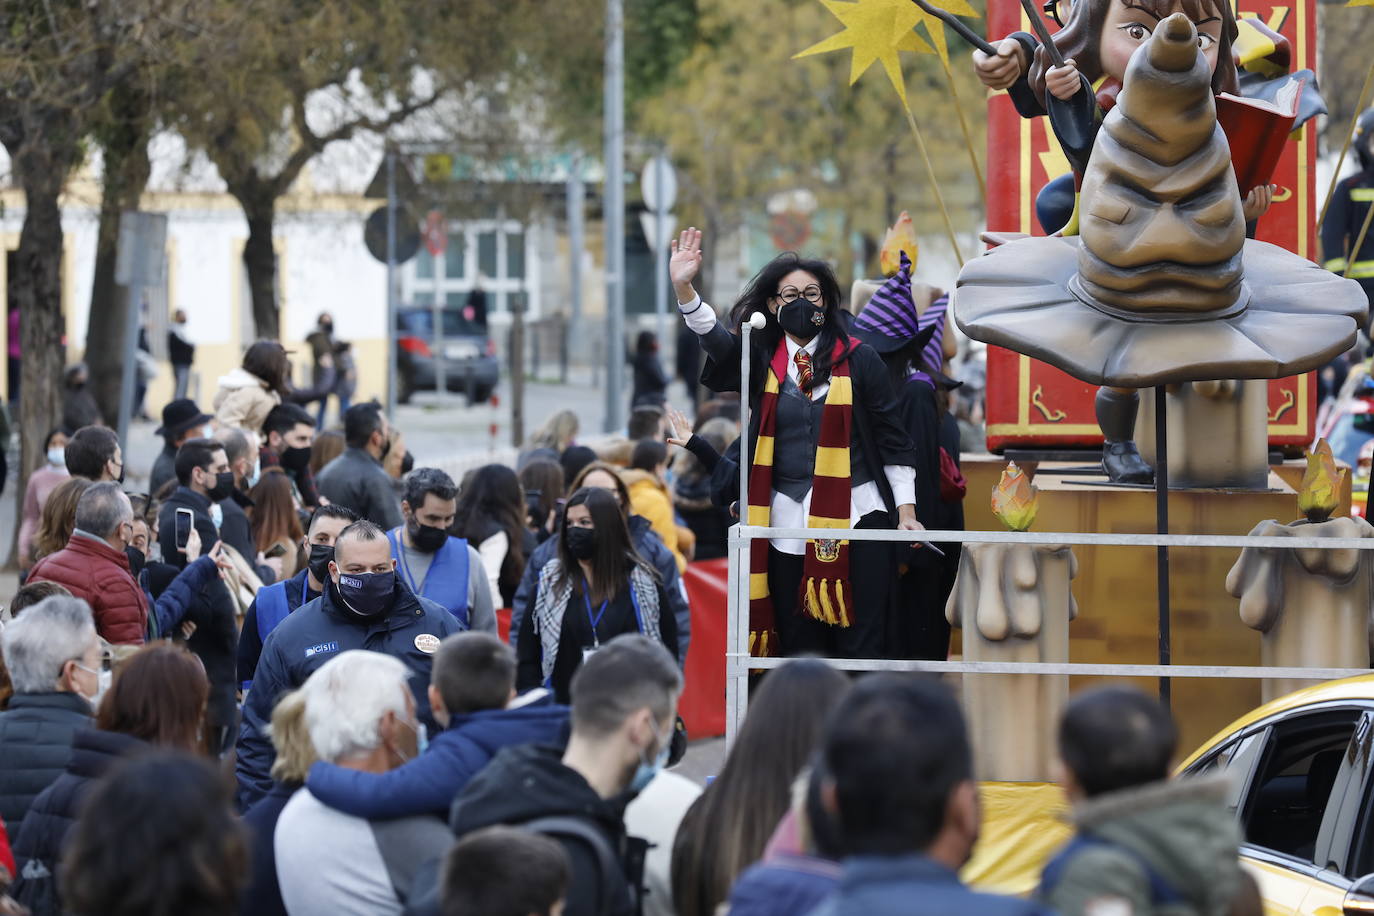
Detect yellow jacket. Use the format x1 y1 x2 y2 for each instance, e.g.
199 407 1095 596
620 469 687 573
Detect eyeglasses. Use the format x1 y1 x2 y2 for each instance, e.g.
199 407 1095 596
776 286 823 304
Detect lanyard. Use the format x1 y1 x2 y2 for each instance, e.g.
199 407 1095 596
583 588 610 647
390 528 424 594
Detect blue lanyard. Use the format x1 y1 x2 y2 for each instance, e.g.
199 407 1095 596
583 589 610 646
389 528 424 594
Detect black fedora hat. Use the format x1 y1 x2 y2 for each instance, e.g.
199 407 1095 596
155 399 212 437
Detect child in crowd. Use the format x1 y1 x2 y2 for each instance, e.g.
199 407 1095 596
440 826 569 916
303 631 569 819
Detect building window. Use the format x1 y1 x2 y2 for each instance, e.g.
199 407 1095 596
402 219 535 321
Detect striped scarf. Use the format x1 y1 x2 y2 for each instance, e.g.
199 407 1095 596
747 337 855 656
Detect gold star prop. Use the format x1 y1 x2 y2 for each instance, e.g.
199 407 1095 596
794 0 931 104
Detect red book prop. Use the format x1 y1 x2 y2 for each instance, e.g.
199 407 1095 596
1218 76 1304 196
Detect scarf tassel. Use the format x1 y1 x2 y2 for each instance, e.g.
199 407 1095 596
749 628 777 657
803 577 851 628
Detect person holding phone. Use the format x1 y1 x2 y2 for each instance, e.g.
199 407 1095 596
516 487 678 703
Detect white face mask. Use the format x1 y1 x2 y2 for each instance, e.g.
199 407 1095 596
247 458 261 488
46 447 65 467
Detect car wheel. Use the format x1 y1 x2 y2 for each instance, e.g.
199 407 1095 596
398 374 415 405
469 385 493 405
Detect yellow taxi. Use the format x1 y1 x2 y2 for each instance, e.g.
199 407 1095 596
1177 675 1374 915
964 675 1374 914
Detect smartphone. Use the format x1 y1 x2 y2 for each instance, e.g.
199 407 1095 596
264 543 288 559
174 508 195 551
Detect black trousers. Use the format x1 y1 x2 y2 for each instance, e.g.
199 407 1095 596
767 510 896 659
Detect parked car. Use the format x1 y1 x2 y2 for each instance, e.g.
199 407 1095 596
1178 675 1374 915
395 306 499 404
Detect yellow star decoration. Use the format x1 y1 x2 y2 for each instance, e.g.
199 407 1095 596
1349 0 1374 8
912 0 979 66
794 0 933 104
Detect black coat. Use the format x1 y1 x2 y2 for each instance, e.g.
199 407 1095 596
0 694 92 831
155 488 240 738
698 322 920 515
238 781 298 916
11 730 148 916
631 349 669 408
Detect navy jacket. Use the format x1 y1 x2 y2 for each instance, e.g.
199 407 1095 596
237 570 320 688
238 781 298 916
510 515 691 665
234 577 464 811
807 855 1058 916
728 855 841 916
0 693 92 831
305 691 570 819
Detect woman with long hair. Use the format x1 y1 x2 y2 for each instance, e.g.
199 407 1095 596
670 659 850 916
30 477 92 565
515 487 678 702
671 229 923 660
249 469 305 580
526 409 580 455
61 753 248 916
309 429 345 476
11 643 210 914
518 458 565 544
213 341 291 434
451 464 532 608
19 427 70 573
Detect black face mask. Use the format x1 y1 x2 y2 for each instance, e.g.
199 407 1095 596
565 526 597 561
281 446 312 473
307 544 335 583
125 547 146 579
378 434 393 461
408 520 448 553
400 451 414 475
777 299 826 341
206 470 236 502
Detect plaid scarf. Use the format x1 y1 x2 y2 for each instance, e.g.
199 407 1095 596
747 337 855 656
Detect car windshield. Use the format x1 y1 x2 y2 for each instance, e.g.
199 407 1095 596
398 308 485 338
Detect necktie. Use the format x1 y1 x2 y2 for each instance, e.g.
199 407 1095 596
794 349 814 394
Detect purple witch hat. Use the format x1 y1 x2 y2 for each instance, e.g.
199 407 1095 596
853 251 947 386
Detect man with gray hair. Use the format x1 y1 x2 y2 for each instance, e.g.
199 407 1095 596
0 596 101 829
27 483 148 644
274 650 450 916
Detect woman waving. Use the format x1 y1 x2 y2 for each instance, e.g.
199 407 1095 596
671 228 922 659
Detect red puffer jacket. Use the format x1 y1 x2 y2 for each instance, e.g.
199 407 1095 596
28 534 148 644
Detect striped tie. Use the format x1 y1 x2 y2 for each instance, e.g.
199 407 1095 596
795 349 814 394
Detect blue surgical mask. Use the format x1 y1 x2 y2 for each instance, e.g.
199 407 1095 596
247 458 261 488
46 446 65 467
629 724 672 793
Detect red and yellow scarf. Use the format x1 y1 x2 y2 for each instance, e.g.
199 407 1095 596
747 336 855 656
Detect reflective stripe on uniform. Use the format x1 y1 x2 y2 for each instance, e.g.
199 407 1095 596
1353 188 1374 202
1348 260 1374 279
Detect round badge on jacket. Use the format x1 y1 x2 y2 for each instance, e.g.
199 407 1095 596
414 634 440 654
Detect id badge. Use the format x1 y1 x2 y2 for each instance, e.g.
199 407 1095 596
582 645 599 664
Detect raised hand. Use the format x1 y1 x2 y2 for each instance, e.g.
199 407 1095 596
1046 59 1082 101
664 404 693 448
972 37 1026 91
670 227 704 301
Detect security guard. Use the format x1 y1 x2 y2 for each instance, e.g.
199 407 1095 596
1322 108 1374 321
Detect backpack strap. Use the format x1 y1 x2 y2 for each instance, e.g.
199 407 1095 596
520 815 630 914
1039 833 1187 908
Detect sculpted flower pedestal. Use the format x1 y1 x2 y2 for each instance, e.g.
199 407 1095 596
946 542 1077 782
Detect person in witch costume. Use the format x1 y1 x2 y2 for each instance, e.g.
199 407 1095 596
852 251 959 660
669 228 923 659
971 0 1282 484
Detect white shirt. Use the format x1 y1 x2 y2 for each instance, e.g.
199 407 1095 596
680 295 916 555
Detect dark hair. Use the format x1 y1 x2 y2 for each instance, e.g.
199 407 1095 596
630 438 667 473
627 406 666 441
1028 0 1239 108
557 487 649 604
310 430 346 475
33 478 93 562
404 467 459 510
805 761 843 859
559 445 598 491
1059 686 1177 797
307 503 359 534
432 632 516 715
519 459 565 531
241 340 291 396
65 426 119 480
451 465 527 603
263 402 316 439
333 519 387 558
635 330 658 355
569 633 681 738
9 581 72 618
343 401 386 450
569 461 632 517
60 753 248 916
45 426 71 451
249 469 304 554
174 438 225 487
440 826 569 916
728 252 848 386
97 644 210 754
822 674 972 856
672 659 851 916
